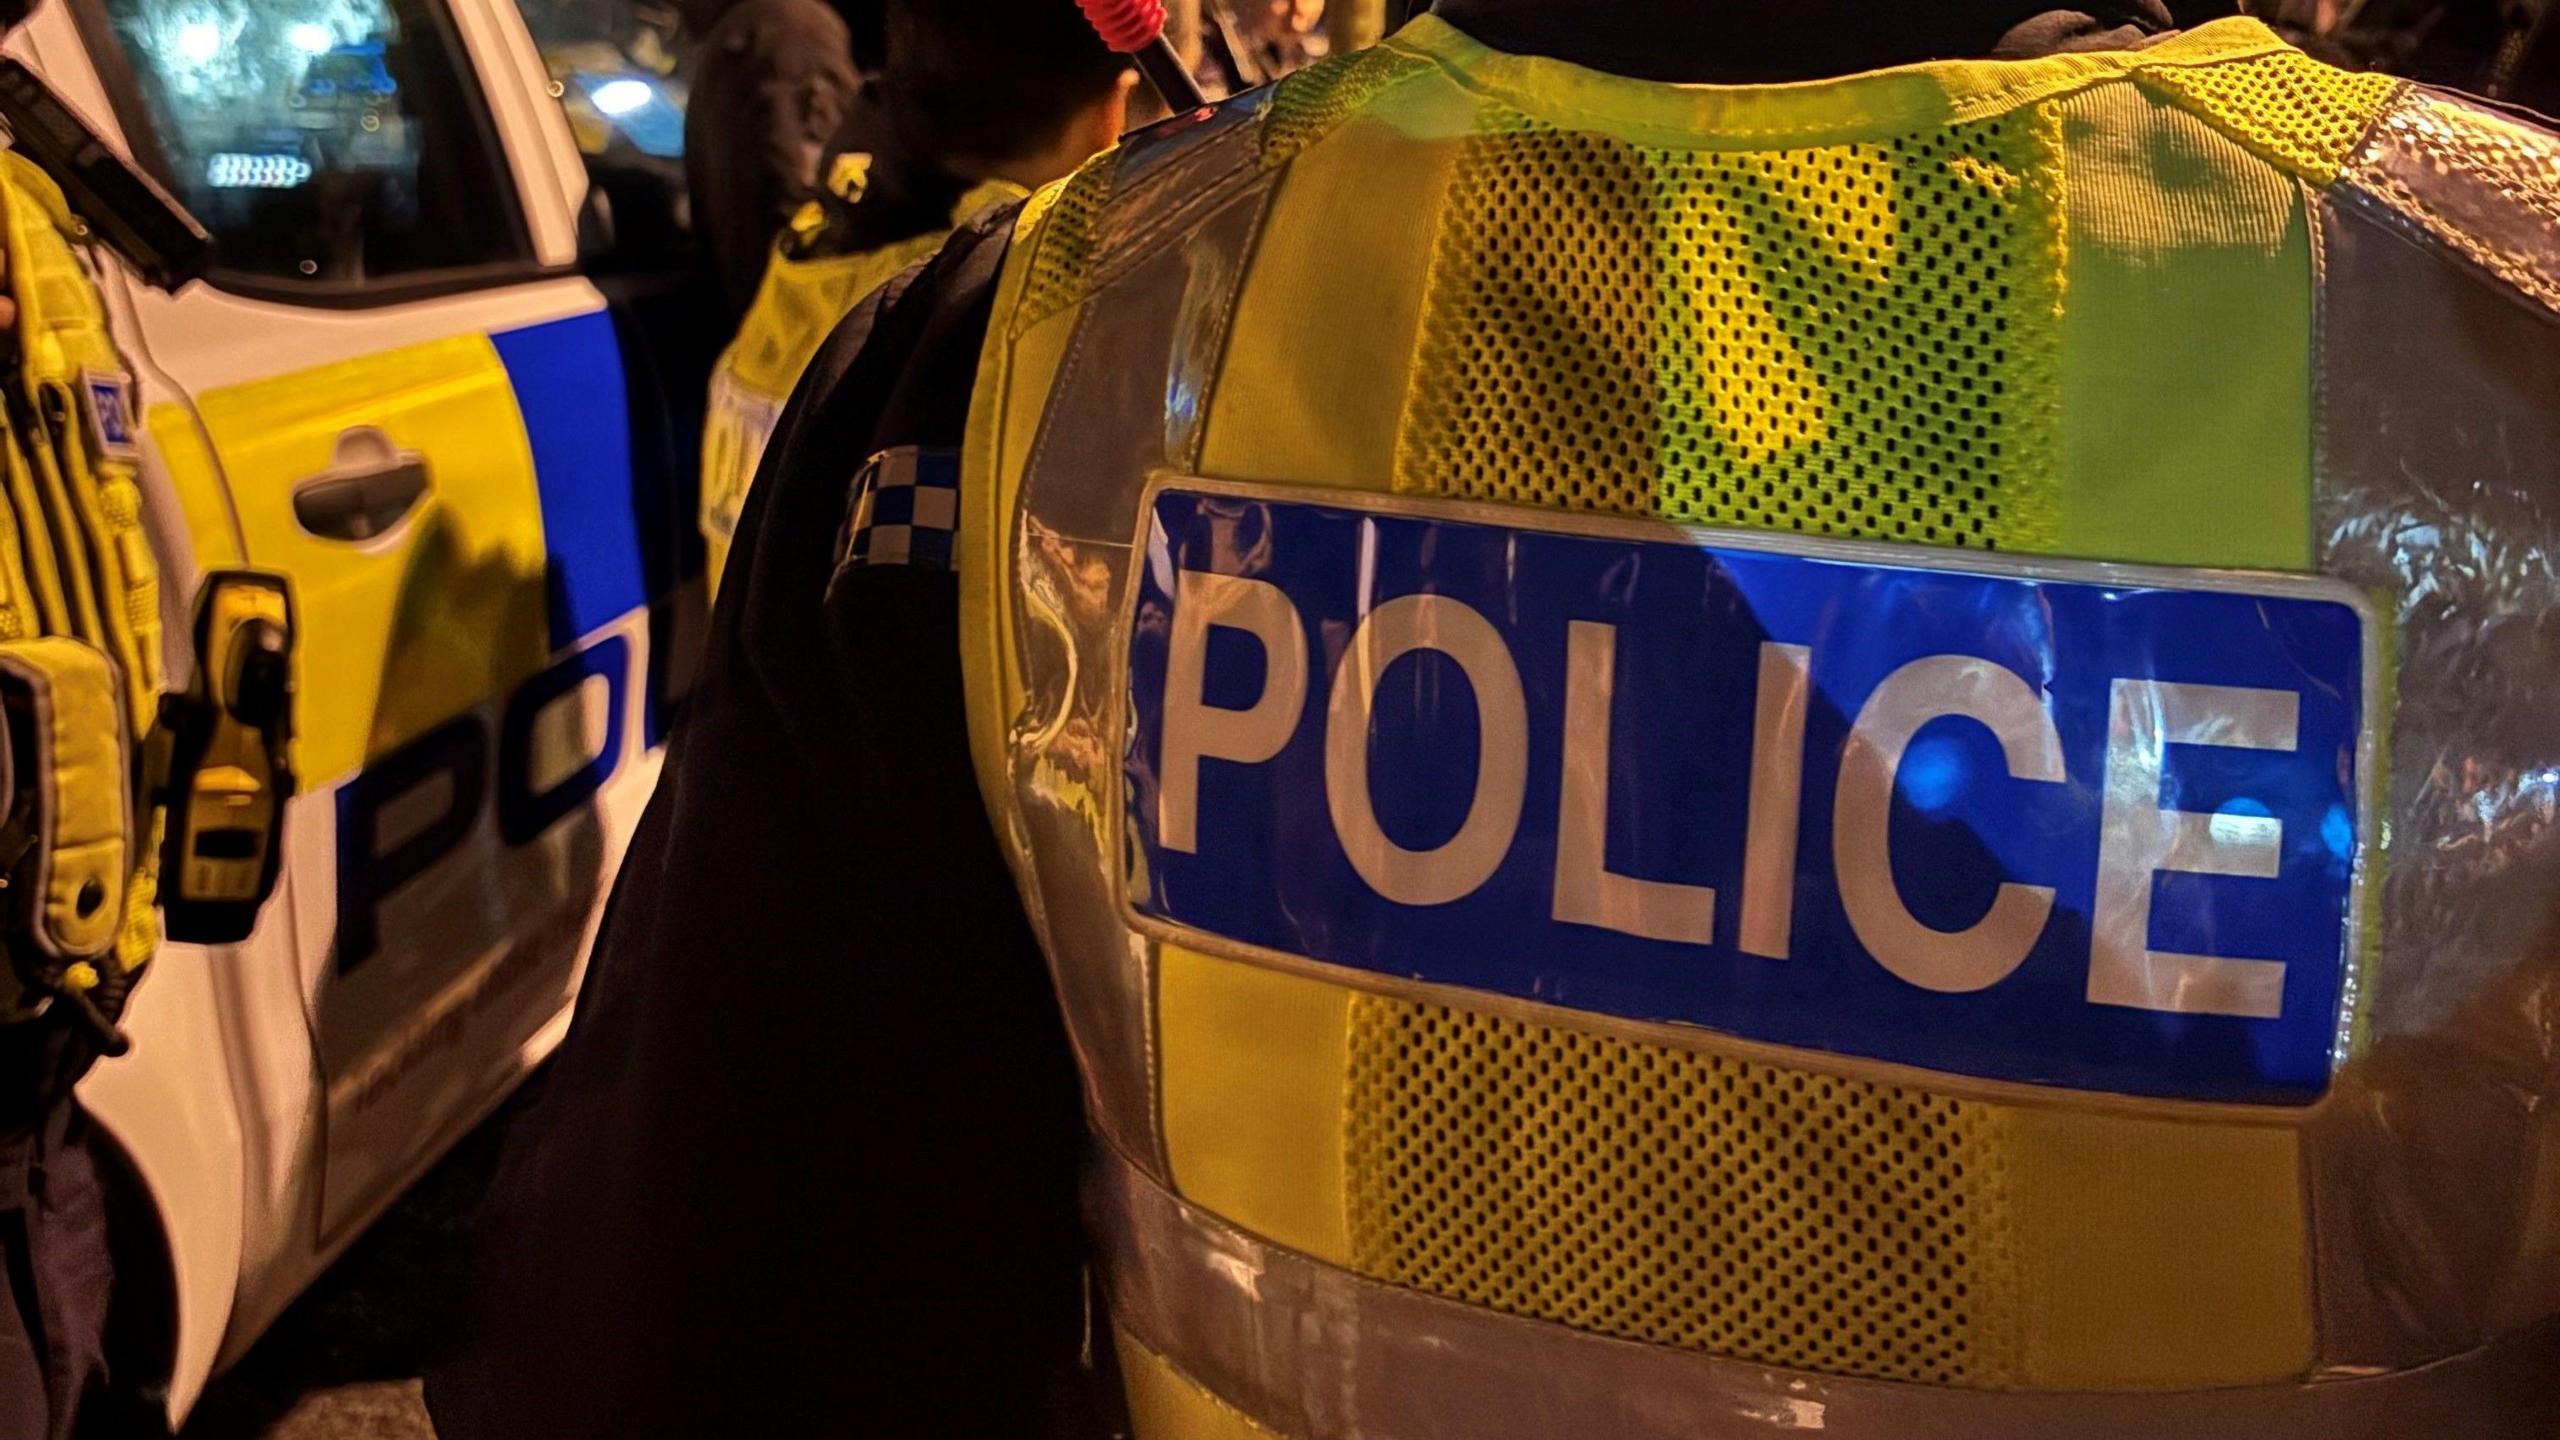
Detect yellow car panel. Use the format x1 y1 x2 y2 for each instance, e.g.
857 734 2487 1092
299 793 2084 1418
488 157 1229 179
144 402 247 571
188 333 552 787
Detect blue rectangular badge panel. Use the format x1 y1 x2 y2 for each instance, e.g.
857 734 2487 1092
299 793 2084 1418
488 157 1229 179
1124 484 2375 1104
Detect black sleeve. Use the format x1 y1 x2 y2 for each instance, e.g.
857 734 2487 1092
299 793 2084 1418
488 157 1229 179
429 205 1102 1440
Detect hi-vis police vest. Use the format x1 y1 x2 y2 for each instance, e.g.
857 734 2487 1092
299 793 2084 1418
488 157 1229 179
700 175 1022 591
959 16 2560 1438
0 154 290 1047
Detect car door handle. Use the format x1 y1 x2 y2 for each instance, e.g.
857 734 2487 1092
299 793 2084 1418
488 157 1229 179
293 428 430 542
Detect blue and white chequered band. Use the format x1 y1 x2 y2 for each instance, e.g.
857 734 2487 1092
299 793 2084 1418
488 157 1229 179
844 446 961 570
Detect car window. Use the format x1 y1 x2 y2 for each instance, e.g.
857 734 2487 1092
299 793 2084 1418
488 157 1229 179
517 0 687 160
513 0 692 266
94 0 533 291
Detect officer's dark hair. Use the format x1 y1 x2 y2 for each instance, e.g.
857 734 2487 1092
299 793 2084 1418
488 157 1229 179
886 0 1131 164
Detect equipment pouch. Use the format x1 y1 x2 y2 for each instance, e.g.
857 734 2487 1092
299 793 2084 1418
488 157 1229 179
0 637 131 1043
157 570 293 945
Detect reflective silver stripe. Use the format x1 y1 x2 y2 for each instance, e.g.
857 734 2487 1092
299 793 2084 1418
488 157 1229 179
998 113 1277 1179
1105 89 1276 258
2308 110 2560 1371
2334 87 2560 313
1095 1146 2560 1440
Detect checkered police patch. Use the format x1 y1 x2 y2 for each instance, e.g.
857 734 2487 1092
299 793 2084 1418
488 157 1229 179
842 446 960 570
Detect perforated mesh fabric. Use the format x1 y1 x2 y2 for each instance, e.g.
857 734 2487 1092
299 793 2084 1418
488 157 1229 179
2139 52 2397 183
1346 997 2023 1386
1014 48 1417 337
1263 44 1434 166
1016 154 1114 331
1395 108 2064 550
1337 92 2065 1392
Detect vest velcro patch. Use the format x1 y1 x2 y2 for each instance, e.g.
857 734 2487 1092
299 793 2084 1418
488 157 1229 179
842 446 959 571
79 371 139 460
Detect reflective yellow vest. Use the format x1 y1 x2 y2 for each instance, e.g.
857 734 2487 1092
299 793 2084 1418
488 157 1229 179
700 178 1021 591
0 152 167 1027
962 16 2560 1437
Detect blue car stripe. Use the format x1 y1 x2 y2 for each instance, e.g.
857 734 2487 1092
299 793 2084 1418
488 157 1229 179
492 310 645 653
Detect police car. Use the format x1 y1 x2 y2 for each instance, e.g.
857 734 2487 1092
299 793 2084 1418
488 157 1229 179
3 0 710 1422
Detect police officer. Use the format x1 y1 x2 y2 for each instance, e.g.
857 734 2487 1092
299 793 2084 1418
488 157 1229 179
438 1 2560 1436
681 0 860 321
698 0 1132 587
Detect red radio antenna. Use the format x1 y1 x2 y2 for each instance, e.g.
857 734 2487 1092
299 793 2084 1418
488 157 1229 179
1078 0 1208 113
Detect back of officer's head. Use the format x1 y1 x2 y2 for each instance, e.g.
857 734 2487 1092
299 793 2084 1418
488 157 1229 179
887 0 1132 181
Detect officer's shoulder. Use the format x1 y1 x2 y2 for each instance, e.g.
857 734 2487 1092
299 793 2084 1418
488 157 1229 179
2118 42 2560 320
1020 84 1278 248
1005 47 1440 315
792 200 1022 417
751 198 1022 557
2316 80 2560 321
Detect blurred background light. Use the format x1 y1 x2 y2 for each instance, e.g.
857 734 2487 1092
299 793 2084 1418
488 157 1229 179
589 77 652 116
176 20 221 64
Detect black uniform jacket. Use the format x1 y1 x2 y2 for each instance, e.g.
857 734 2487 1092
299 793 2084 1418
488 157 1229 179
427 208 1095 1439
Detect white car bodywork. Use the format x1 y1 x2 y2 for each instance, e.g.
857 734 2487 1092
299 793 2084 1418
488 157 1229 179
2 0 674 1421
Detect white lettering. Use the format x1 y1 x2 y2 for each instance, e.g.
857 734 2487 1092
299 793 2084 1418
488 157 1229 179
1739 642 1814 959
1325 594 1526 906
2089 680 2295 1018
1552 621 1715 943
1160 571 1308 854
1834 655 2063 992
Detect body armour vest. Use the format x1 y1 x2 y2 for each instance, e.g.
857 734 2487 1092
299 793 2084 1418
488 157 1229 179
959 17 2560 1437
